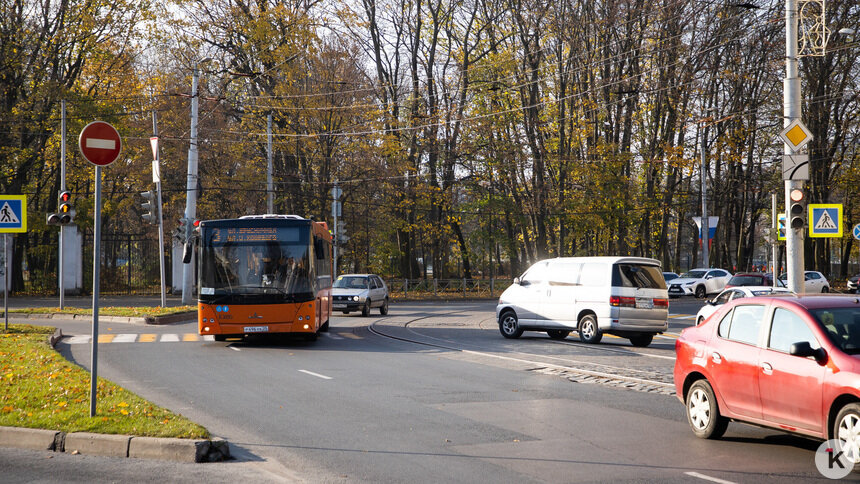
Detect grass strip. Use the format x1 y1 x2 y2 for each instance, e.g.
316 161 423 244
0 324 208 439
7 306 196 318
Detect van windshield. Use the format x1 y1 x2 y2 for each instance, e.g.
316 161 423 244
612 264 666 289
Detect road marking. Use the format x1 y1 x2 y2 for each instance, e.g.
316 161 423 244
228 345 241 352
684 472 737 484
161 334 180 342
323 333 344 340
112 334 137 343
139 333 157 342
182 333 199 342
98 334 115 343
671 315 696 320
202 335 214 341
341 333 362 340
298 370 333 380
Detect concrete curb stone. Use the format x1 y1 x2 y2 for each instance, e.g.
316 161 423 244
12 311 196 325
63 432 130 458
128 436 209 462
0 427 60 451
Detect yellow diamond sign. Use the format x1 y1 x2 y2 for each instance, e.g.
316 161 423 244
779 119 813 152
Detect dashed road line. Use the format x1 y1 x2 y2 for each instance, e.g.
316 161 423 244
298 369 333 380
684 471 737 484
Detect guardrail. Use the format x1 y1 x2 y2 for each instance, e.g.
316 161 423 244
387 278 513 299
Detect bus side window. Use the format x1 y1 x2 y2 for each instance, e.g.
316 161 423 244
314 237 326 259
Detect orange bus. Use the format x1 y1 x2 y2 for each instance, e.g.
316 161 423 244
196 215 332 341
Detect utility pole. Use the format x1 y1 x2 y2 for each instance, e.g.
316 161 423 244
772 194 779 287
783 0 804 294
700 118 710 269
182 61 207 305
267 114 274 214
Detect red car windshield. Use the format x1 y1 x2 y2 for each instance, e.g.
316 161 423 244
811 307 860 354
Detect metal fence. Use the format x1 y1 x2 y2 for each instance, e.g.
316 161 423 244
387 278 513 299
80 232 170 295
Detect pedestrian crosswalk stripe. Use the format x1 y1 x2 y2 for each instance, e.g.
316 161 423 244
161 334 180 342
182 333 199 342
98 334 115 343
139 334 157 342
112 334 137 343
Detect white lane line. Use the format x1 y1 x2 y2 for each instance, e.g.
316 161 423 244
202 335 215 341
228 345 241 352
684 471 737 484
112 334 138 343
65 335 91 344
298 370 333 380
160 334 180 342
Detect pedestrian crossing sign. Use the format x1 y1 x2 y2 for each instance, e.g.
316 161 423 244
0 195 26 233
808 204 842 238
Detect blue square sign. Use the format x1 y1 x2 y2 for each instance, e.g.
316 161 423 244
0 195 26 233
809 204 842 238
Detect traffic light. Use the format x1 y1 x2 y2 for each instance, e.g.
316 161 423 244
177 217 190 243
789 188 806 230
47 191 74 226
140 191 157 224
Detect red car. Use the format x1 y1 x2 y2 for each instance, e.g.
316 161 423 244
674 295 860 458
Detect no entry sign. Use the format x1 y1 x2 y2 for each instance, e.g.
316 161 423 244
78 121 122 166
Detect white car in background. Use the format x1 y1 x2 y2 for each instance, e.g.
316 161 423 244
694 286 794 325
667 268 732 299
778 270 831 293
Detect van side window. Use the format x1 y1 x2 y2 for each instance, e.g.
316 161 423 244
579 263 607 286
549 262 581 285
521 262 549 284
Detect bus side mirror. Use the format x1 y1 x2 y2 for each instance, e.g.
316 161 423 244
182 241 193 264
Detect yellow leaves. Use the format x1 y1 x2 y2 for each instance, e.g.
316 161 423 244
2 405 13 413
56 401 68 408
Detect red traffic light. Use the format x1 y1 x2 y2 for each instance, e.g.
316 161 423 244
59 191 72 203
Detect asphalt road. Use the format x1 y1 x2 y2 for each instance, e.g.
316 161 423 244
1 298 849 482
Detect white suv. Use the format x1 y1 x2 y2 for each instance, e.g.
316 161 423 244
666 268 732 299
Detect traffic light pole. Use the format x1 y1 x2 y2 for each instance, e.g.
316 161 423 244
152 112 167 308
784 0 804 294
59 100 66 309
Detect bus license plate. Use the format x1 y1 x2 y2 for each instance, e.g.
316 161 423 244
244 326 269 333
635 298 653 309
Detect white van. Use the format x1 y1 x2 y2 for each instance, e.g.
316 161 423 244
495 257 669 347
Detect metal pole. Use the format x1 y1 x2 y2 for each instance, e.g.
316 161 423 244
700 121 710 269
784 0 804 294
182 64 201 305
267 114 274 214
333 180 338 279
90 166 102 417
4 234 8 332
153 112 167 308
772 194 779 287
59 100 66 309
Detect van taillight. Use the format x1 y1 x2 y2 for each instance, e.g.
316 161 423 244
653 298 669 308
610 296 635 307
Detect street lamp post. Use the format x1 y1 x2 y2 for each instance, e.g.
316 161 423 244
783 0 804 294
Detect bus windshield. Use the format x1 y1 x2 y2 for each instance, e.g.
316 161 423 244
200 225 313 301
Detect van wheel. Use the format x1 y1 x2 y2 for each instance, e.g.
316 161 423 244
578 314 602 344
499 311 523 339
547 330 570 340
695 285 706 299
686 379 728 439
629 334 653 347
380 298 389 315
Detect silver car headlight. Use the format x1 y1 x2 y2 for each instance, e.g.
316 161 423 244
353 295 360 301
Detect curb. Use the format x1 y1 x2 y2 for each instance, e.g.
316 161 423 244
9 311 196 325
0 426 229 463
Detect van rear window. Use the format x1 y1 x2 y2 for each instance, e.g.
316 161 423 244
611 264 666 289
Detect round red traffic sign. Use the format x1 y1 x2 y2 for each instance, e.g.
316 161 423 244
79 121 122 166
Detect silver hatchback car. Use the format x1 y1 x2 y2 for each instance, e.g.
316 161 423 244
332 274 390 316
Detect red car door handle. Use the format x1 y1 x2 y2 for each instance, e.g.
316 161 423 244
761 362 773 375
712 352 722 364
